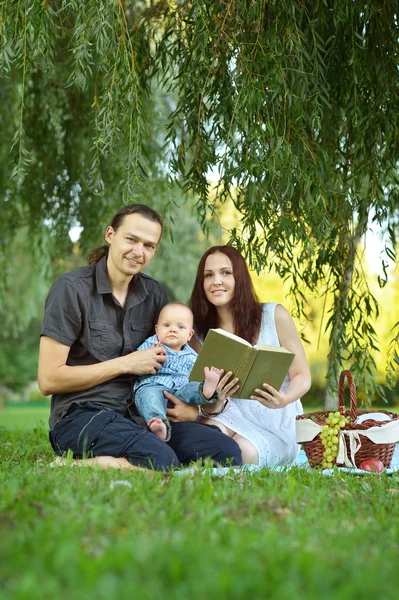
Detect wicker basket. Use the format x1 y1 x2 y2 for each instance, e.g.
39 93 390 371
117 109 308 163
296 370 398 468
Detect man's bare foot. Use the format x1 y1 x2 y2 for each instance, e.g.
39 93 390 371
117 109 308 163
148 417 168 441
49 455 150 472
203 366 222 399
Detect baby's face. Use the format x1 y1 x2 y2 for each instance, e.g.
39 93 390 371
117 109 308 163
155 306 194 351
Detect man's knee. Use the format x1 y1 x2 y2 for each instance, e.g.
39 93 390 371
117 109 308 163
213 431 242 466
124 429 179 471
49 406 115 456
96 415 179 471
168 422 242 466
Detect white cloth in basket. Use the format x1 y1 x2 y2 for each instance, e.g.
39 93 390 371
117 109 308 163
296 417 399 467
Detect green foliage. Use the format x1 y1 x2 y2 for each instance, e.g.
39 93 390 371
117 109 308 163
158 1 399 399
0 319 41 392
0 0 153 259
386 321 399 389
1 427 399 599
1 1 399 398
0 227 55 392
0 228 50 336
145 199 220 302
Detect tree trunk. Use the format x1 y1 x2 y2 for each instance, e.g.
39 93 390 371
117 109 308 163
323 216 366 410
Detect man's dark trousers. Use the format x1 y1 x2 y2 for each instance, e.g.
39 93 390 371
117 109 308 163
49 403 242 471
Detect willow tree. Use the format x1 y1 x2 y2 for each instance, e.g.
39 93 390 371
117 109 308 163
1 0 398 401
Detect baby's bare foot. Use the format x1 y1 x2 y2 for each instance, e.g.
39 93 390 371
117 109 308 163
203 366 221 400
148 417 168 441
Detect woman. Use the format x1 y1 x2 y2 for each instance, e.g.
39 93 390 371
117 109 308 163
166 245 311 466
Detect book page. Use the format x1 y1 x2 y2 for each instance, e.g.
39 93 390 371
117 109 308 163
211 328 252 347
253 344 291 353
189 329 249 383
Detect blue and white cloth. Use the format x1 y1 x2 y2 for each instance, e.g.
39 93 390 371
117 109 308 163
133 334 198 392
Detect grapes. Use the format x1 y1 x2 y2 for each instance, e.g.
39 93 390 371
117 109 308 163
320 412 349 469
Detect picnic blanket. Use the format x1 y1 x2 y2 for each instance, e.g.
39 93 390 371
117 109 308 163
176 445 399 476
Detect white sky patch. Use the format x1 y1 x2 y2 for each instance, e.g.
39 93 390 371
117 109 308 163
69 225 83 243
364 221 393 275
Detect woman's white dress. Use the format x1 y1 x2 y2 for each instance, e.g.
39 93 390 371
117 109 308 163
211 303 303 466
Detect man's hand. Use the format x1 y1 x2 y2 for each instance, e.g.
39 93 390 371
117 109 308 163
122 345 167 375
165 393 198 423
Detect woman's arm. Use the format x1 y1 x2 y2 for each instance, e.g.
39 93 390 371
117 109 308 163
250 304 311 408
38 336 167 396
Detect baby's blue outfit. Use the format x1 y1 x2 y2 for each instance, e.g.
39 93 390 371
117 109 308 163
133 334 218 441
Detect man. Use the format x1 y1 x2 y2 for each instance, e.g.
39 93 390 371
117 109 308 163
38 204 241 470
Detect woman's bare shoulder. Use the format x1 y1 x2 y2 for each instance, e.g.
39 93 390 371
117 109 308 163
274 303 292 322
274 304 299 336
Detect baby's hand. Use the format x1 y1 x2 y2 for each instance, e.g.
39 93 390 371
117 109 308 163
151 340 163 348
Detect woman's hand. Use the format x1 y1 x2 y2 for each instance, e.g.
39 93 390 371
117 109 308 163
165 392 199 423
216 370 239 403
199 370 240 416
250 383 290 409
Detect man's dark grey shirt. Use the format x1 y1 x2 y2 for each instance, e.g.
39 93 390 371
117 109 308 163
41 256 168 429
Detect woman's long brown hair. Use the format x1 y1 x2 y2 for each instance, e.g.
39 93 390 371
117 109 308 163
189 246 263 344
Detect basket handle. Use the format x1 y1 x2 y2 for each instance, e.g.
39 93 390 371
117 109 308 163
338 370 358 423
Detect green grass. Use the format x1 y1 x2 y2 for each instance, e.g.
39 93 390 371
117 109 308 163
1 419 399 600
0 405 50 430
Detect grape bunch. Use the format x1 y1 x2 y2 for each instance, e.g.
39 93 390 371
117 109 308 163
320 411 350 469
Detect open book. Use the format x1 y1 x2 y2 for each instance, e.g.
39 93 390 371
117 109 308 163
189 328 295 399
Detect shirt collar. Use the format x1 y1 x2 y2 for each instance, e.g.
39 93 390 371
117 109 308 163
125 274 148 310
95 255 112 294
95 256 148 309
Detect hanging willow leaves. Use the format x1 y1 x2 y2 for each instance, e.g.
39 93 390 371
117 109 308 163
1 0 398 400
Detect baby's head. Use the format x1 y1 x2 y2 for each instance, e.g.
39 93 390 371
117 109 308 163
155 302 194 351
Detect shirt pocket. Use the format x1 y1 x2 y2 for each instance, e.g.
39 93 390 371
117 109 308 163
128 319 155 351
88 320 121 360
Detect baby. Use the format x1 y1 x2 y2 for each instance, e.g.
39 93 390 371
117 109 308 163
133 302 221 441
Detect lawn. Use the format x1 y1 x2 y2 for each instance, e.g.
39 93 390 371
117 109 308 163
1 408 398 599
0 404 50 430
